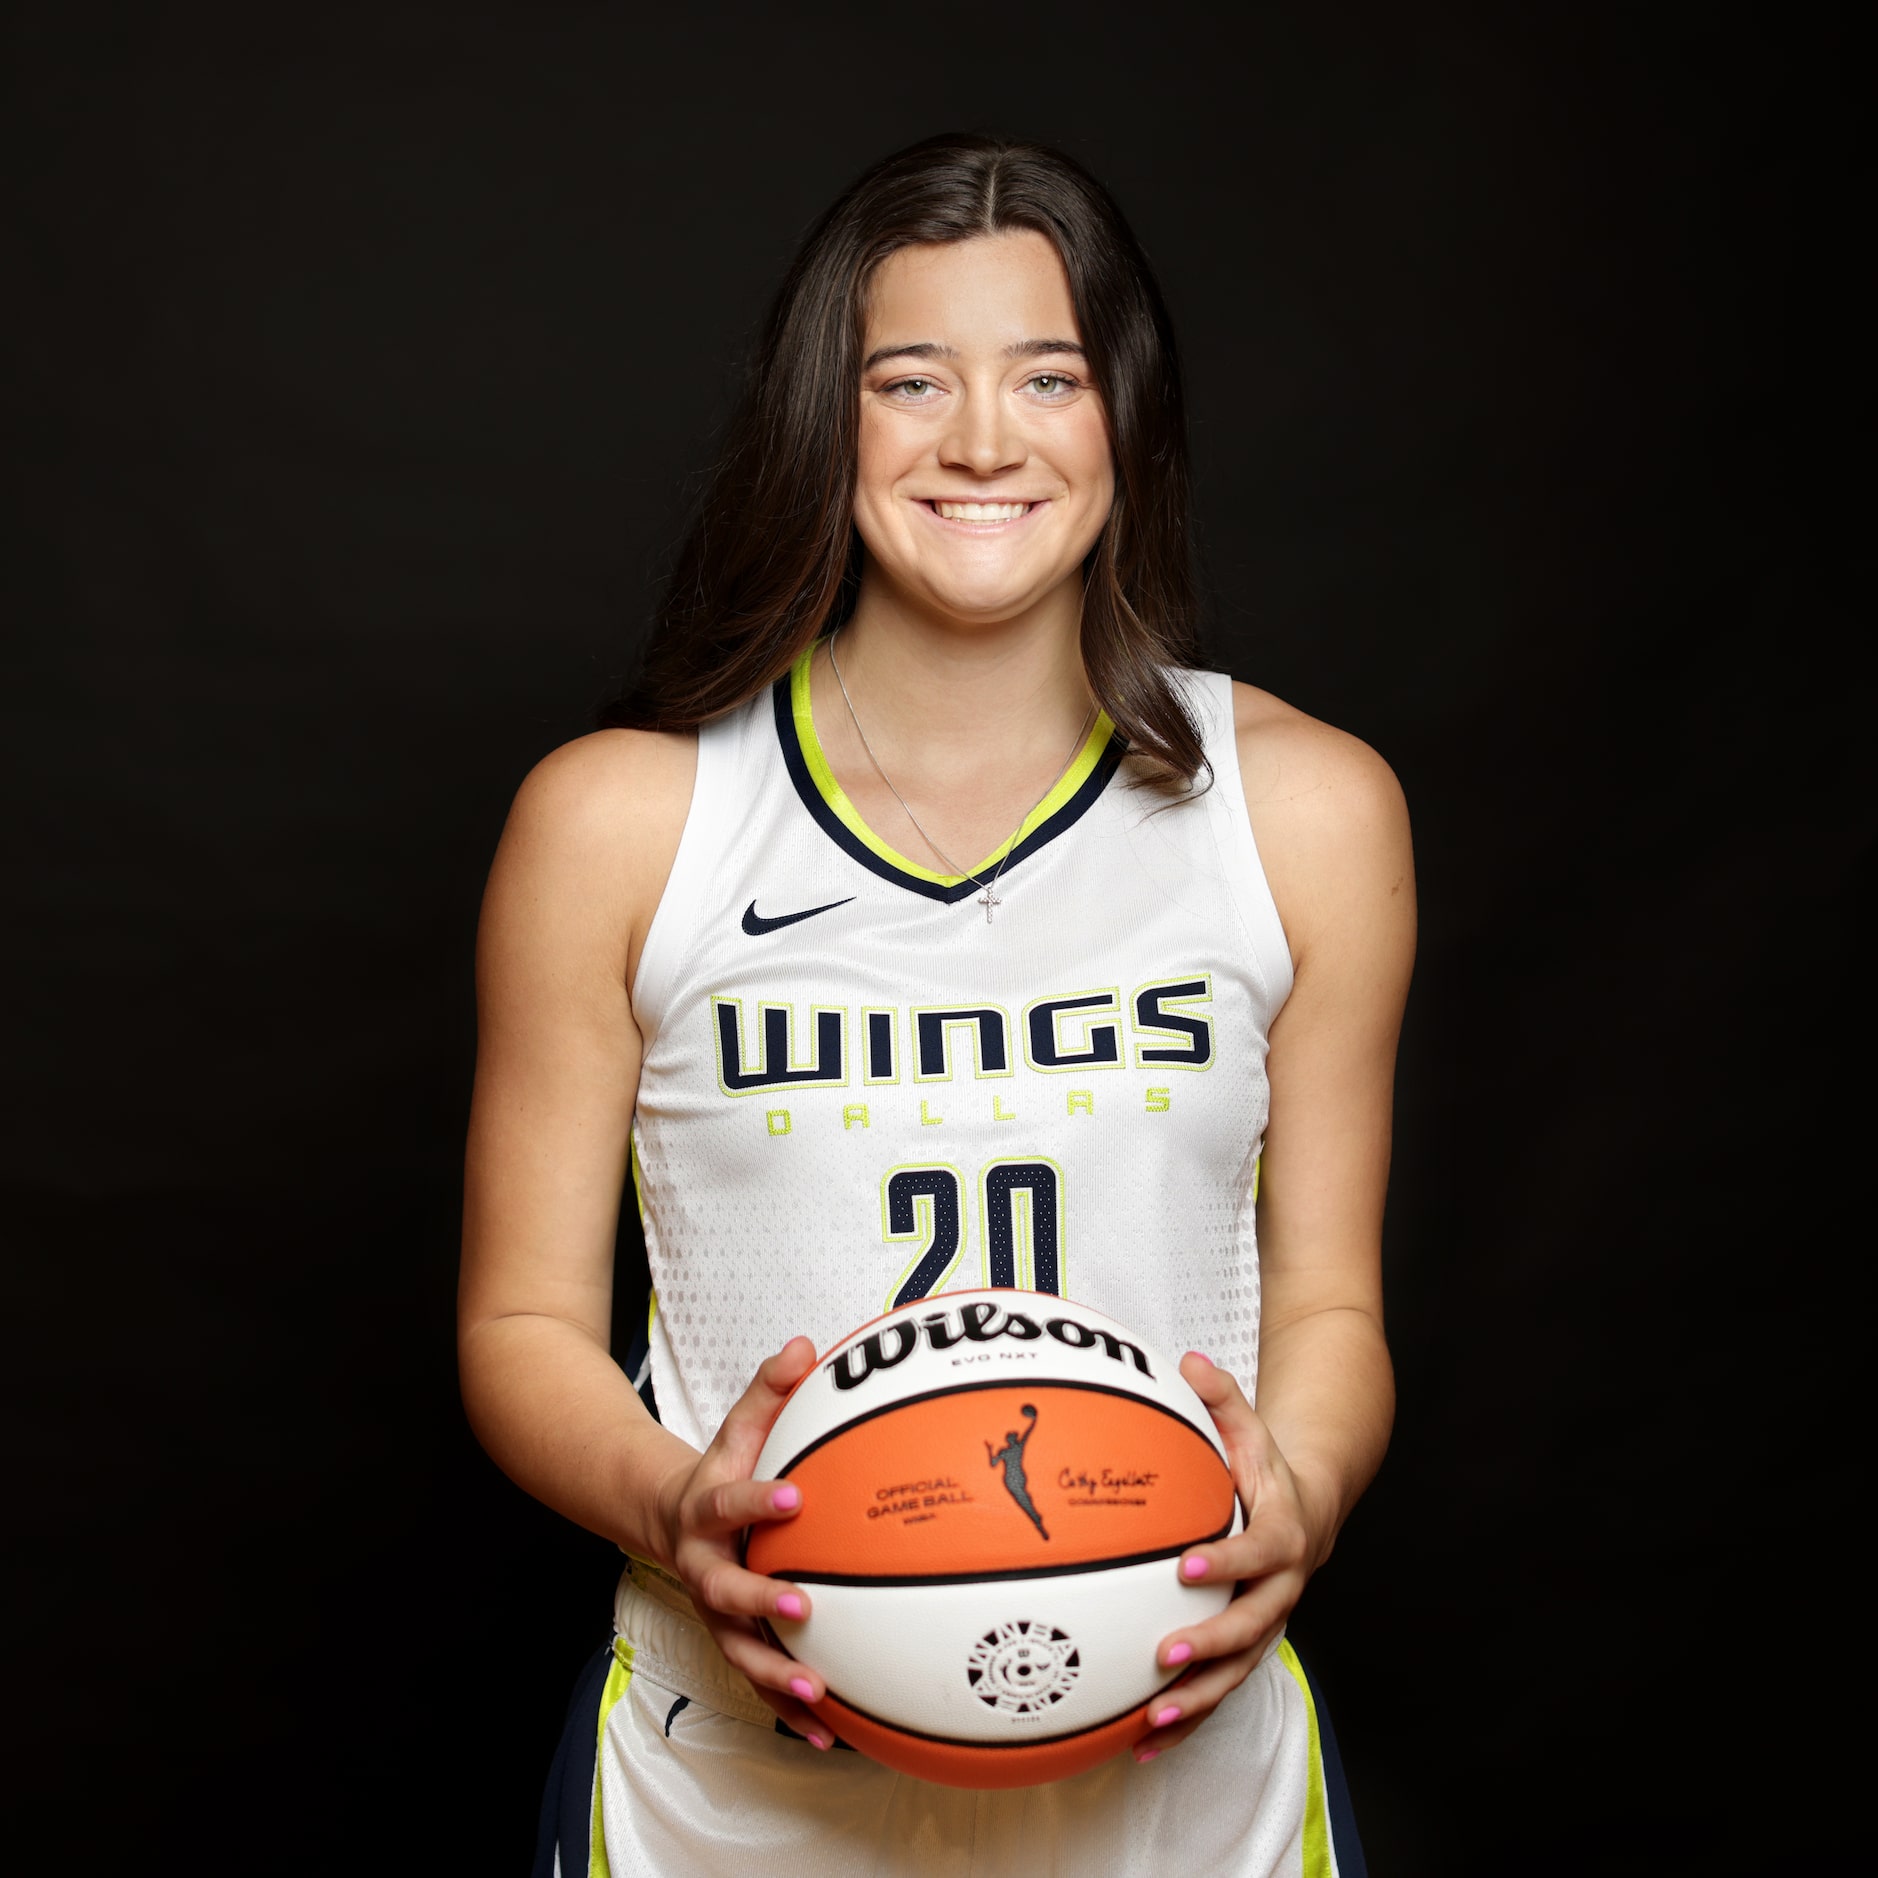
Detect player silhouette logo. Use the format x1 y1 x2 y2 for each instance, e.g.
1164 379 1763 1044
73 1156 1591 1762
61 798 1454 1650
986 1404 1049 1540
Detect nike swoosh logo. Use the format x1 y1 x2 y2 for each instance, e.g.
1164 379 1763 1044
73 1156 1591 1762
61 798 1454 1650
741 896 856 936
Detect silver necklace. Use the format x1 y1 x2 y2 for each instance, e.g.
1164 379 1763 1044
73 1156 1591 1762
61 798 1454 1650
826 629 1098 923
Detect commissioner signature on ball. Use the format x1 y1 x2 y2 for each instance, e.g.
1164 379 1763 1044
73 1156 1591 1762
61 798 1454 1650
1057 1466 1161 1493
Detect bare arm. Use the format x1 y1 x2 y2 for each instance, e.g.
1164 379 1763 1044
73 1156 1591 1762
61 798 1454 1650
1140 684 1414 1760
458 728 696 1554
457 728 834 1742
1243 685 1413 1564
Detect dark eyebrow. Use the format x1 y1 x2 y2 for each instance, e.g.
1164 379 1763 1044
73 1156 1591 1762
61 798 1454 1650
861 341 959 371
1005 338 1086 360
860 337 1087 371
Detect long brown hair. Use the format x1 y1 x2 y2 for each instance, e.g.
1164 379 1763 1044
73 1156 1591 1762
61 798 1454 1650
602 132 1207 789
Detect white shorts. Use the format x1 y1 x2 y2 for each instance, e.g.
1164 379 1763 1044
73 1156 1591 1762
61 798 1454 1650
534 1562 1364 1878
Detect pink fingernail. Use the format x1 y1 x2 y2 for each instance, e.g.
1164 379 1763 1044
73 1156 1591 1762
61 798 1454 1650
1136 1747 1160 1763
808 1731 830 1750
1164 1641 1193 1666
771 1483 801 1512
1182 1555 1209 1580
776 1593 805 1621
789 1676 816 1702
1152 1705 1181 1728
1186 1350 1214 1365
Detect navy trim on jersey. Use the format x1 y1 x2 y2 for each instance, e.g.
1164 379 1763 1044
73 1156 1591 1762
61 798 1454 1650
772 676 1127 904
534 1641 613 1878
1310 1656 1369 1877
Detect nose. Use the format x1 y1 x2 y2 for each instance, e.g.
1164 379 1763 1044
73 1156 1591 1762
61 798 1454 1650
937 381 1026 479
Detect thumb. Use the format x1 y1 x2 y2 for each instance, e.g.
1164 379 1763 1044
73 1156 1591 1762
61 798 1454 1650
713 1335 818 1472
1180 1350 1259 1443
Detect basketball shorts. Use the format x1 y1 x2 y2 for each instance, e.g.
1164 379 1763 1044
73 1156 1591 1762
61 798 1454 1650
533 1562 1365 1878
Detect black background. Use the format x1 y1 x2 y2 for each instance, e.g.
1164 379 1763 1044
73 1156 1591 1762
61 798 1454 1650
5 4 1862 1871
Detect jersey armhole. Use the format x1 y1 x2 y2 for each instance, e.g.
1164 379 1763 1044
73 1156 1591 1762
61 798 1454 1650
629 711 736 1045
1191 670 1296 1014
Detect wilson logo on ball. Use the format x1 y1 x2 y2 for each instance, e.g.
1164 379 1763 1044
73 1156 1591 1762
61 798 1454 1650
824 1299 1154 1393
747 1289 1241 1789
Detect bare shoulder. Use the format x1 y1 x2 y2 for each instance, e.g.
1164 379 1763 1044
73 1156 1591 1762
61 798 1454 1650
1229 681 1408 834
503 726 697 852
484 727 698 986
1227 681 1413 967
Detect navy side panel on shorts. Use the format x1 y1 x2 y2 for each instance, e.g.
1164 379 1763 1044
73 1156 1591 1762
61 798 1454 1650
533 1643 613 1878
1311 1671 1368 1878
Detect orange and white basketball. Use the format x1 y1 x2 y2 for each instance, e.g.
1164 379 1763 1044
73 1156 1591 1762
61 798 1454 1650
747 1289 1242 1787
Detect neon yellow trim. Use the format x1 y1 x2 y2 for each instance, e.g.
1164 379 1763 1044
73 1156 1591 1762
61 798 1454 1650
634 1134 656 1343
1276 1639 1333 1878
628 1133 647 1225
588 1639 636 1878
790 645 1115 884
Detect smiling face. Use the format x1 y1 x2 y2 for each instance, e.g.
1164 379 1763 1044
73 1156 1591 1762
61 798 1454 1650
852 230 1116 627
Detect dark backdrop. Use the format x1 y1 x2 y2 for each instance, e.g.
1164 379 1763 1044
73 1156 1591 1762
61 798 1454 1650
6 5 1860 1871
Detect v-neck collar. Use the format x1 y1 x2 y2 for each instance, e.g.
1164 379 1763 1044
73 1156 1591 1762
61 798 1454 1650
772 643 1126 905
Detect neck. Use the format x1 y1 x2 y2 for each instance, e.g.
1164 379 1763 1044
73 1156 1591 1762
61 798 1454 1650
810 565 1104 882
830 566 1095 765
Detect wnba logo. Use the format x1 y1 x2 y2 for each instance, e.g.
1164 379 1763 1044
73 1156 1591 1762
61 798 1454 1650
749 1288 1241 1786
986 1403 1050 1540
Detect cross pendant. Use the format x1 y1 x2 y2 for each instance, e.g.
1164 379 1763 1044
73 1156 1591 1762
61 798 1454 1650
977 885 1001 923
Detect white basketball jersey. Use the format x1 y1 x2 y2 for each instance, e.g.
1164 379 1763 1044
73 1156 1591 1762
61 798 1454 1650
630 647 1293 1452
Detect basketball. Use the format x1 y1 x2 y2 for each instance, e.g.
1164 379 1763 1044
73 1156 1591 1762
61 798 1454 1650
746 1289 1242 1787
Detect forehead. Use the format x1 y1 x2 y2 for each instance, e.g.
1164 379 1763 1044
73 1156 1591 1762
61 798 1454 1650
863 231 1080 350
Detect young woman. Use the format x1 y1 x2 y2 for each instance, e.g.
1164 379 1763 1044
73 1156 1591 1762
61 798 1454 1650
461 133 1413 1877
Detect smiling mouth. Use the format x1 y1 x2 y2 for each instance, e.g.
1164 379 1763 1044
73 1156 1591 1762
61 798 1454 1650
922 499 1040 525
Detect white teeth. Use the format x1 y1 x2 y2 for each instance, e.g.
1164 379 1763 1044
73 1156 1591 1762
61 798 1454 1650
934 501 1031 522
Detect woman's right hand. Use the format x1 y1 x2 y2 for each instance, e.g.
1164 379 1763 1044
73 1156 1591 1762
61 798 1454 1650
653 1335 833 1747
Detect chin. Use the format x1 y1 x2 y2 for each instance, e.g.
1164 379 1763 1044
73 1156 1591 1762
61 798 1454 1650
917 582 1052 626
910 559 1065 624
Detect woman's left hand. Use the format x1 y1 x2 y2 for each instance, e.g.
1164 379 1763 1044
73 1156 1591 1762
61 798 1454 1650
1135 1352 1328 1762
